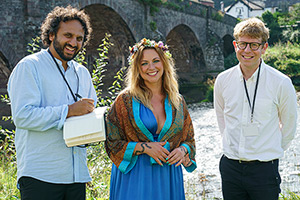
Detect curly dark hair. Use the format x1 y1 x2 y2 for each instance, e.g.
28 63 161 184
41 5 92 47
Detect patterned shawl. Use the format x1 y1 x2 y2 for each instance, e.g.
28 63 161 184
105 91 197 174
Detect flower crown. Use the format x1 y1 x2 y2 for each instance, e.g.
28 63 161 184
128 38 172 64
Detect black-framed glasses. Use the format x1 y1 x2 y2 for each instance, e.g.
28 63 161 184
236 41 264 51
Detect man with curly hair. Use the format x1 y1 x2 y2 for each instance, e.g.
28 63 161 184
8 5 97 200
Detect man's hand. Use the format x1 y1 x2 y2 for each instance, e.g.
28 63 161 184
67 98 95 118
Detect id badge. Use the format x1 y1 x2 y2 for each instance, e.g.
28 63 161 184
243 122 259 136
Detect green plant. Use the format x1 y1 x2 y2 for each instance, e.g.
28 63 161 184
0 124 19 200
261 11 282 45
165 2 183 11
224 52 238 69
27 36 42 54
201 77 215 103
138 0 162 16
280 190 300 200
263 42 300 87
212 11 224 21
149 21 157 31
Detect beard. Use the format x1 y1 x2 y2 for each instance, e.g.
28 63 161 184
53 37 80 61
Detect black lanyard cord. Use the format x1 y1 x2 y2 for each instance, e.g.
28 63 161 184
48 49 78 102
243 63 261 123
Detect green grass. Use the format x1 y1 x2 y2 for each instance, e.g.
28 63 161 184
1 146 300 199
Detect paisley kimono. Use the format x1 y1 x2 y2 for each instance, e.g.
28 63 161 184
105 91 196 200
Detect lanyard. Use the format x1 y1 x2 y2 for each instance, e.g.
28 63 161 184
243 63 261 123
47 49 81 102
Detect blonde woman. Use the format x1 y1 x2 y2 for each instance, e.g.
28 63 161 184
105 38 197 200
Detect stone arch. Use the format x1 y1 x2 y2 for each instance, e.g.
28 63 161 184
166 24 205 83
222 34 235 58
82 4 135 92
0 38 18 70
0 52 10 93
0 51 13 129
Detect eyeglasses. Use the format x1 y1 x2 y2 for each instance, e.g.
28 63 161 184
236 41 264 51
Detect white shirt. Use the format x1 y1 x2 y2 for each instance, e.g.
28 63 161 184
214 60 297 161
8 49 97 183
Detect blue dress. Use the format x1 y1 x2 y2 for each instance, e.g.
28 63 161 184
109 103 186 200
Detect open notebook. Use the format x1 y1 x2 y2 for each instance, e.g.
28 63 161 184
63 106 107 147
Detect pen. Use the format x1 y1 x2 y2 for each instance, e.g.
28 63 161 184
75 93 82 101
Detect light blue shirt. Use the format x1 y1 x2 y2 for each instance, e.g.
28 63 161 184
8 49 97 184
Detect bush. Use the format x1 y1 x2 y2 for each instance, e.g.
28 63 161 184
263 42 300 87
224 52 238 69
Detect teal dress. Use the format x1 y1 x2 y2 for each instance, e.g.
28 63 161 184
109 102 186 200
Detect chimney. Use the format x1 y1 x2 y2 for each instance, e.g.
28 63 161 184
221 1 224 12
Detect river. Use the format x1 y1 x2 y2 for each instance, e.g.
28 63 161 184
183 100 300 200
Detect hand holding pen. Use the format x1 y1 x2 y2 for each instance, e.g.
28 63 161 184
67 96 95 118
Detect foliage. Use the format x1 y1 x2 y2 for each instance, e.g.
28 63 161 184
201 77 215 103
262 42 300 87
27 36 42 54
280 190 300 200
261 3 300 44
277 3 300 26
224 52 238 70
164 1 183 11
0 33 127 199
138 0 184 32
149 21 157 31
212 11 224 21
0 126 19 200
138 0 162 15
261 11 282 45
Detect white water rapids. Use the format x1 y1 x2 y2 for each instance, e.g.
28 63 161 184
184 101 300 200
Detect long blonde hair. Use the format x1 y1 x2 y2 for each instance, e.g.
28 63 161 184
125 43 181 110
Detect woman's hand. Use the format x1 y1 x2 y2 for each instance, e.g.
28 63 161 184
166 146 188 167
134 141 170 166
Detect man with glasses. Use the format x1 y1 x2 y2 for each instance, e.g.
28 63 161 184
8 6 97 200
214 17 297 199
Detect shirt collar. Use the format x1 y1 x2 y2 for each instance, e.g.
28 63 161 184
47 48 73 71
237 59 265 82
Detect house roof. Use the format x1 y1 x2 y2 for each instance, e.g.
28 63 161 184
190 0 214 4
226 0 264 12
199 0 214 3
265 0 300 7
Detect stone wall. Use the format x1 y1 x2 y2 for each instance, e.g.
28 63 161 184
0 0 237 128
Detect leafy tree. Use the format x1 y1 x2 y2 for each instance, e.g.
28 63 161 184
261 3 300 44
263 42 300 88
261 11 281 45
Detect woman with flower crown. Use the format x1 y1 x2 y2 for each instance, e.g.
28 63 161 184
105 38 197 200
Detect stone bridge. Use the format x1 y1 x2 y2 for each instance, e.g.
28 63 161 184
0 0 237 127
